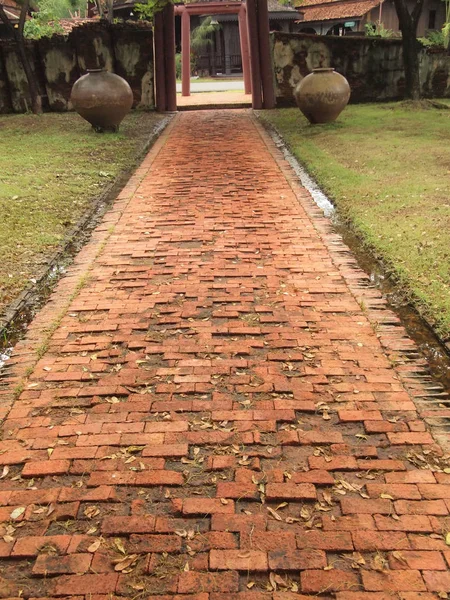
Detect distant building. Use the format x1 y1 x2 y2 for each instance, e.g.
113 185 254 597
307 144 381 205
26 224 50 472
113 0 305 76
0 0 21 38
294 0 447 37
192 0 303 75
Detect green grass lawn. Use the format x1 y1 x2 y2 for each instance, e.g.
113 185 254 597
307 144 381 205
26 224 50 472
260 103 450 341
0 111 165 318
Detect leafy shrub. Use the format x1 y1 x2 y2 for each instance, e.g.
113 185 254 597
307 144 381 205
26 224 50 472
365 22 396 38
24 8 64 39
419 30 445 47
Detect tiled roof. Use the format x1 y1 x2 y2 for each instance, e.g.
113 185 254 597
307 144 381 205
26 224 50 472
295 0 331 6
297 0 380 22
1 0 39 21
268 0 297 12
57 17 100 33
0 0 20 20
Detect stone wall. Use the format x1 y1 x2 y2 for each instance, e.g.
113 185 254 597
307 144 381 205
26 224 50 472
0 21 154 113
271 32 450 104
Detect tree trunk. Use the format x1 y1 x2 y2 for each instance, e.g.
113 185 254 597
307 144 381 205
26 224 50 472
393 0 425 100
16 35 42 113
93 0 105 19
106 0 114 23
0 1 43 113
401 20 421 100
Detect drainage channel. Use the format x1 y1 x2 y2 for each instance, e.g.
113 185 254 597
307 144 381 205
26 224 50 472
266 124 450 433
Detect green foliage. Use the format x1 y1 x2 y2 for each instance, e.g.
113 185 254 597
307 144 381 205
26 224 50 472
443 0 450 48
175 52 182 79
23 0 85 39
419 29 445 47
39 0 85 19
365 21 396 38
191 16 221 52
24 14 63 37
443 21 450 48
134 0 171 20
24 13 63 38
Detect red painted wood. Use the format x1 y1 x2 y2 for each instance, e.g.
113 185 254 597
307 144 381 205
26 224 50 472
153 10 166 112
246 0 262 109
181 8 191 97
163 2 177 111
174 3 242 15
238 4 251 95
256 0 276 108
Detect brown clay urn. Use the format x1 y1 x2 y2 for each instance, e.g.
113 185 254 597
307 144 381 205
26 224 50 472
70 69 133 133
294 68 351 124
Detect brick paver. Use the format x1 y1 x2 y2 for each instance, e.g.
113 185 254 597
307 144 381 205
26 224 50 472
0 110 449 599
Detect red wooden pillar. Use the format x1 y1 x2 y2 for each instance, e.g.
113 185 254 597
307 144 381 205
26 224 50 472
246 0 262 109
153 10 166 112
256 0 276 108
181 7 191 97
163 2 177 111
238 4 251 95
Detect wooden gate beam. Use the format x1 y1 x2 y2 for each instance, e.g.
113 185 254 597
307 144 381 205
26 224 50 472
174 3 241 15
256 0 276 108
181 7 191 97
246 0 262 109
238 4 251 95
163 2 177 111
153 10 166 112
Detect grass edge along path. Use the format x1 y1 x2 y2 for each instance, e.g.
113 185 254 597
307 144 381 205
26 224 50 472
259 104 450 344
0 111 167 325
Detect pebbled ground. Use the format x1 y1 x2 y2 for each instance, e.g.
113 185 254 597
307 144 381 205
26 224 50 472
0 110 449 600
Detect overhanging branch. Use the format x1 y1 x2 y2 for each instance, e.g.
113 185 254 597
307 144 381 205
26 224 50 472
18 0 29 36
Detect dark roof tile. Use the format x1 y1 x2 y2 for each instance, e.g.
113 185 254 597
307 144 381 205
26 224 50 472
297 0 379 22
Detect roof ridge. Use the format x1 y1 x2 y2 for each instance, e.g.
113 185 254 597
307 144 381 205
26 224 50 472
296 0 379 8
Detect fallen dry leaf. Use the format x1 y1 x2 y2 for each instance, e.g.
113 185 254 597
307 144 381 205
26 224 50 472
113 538 127 555
371 553 388 572
84 505 100 519
87 538 101 553
10 507 25 520
266 507 282 521
113 554 138 572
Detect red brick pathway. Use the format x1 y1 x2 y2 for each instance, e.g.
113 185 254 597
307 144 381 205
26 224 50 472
0 110 449 600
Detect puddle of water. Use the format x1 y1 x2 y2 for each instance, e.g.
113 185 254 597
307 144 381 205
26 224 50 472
270 128 450 395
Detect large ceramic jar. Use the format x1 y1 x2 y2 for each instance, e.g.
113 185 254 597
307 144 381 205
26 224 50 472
294 68 350 124
70 69 134 133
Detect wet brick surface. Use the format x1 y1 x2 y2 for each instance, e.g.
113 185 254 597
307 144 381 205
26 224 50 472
0 110 449 599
